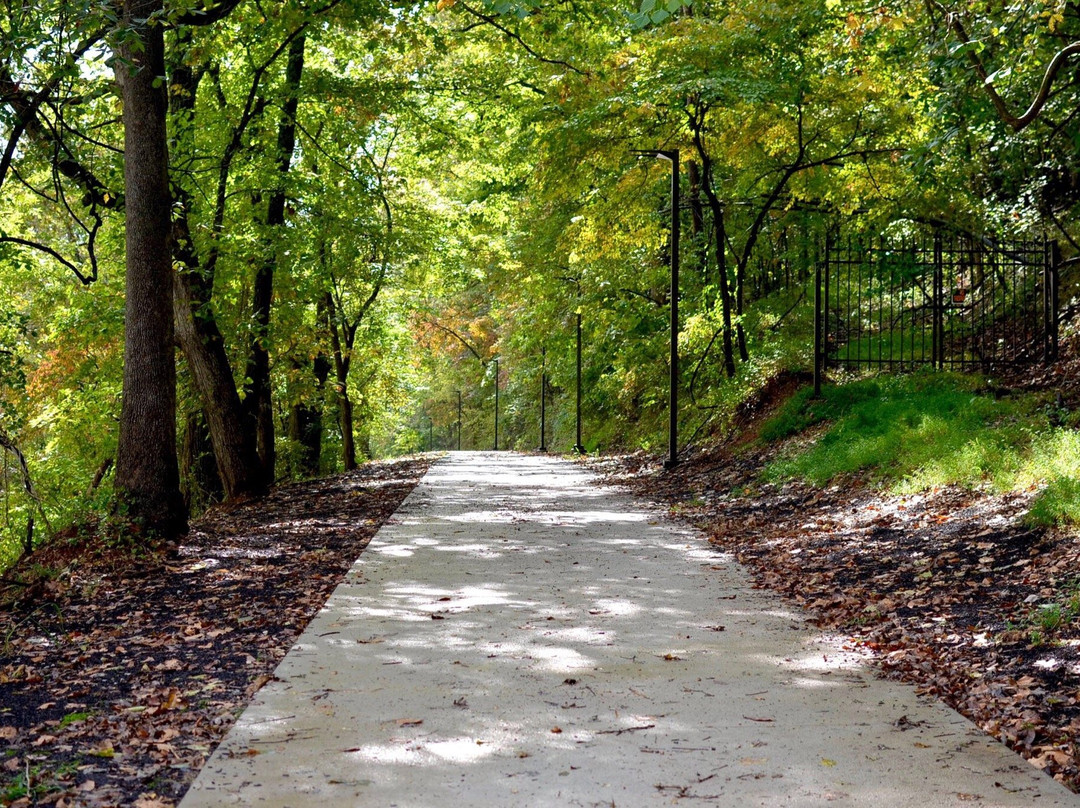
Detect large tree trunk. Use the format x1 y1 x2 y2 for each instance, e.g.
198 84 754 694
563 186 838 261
243 34 306 487
114 0 186 537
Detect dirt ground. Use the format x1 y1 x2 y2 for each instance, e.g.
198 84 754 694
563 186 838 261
3 372 1080 804
0 457 429 807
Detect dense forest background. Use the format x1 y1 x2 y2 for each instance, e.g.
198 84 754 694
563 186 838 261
1 0 1078 562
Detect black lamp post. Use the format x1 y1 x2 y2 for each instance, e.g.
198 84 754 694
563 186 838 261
633 148 680 469
492 357 500 451
456 389 462 450
539 345 548 452
573 311 585 454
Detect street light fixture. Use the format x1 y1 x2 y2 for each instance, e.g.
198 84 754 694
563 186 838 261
633 148 680 470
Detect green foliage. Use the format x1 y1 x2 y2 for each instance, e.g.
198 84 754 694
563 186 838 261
1025 478 1080 528
2 0 1080 567
762 373 1080 528
763 372 1024 486
629 0 694 28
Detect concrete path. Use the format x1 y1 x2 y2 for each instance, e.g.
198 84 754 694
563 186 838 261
181 452 1079 807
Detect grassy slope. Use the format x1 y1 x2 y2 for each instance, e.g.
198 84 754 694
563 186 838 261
760 371 1080 528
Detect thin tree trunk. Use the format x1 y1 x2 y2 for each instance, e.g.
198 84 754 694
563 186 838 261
735 256 749 362
243 33 306 486
339 385 356 471
687 159 707 287
287 351 330 477
702 187 737 378
180 410 224 512
114 0 186 537
169 39 266 502
689 116 737 378
173 266 266 499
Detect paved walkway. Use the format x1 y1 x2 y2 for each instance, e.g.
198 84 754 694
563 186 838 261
180 452 1079 807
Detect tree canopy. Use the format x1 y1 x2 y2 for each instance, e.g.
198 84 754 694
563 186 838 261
0 0 1077 555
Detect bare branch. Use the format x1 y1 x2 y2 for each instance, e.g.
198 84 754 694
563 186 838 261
456 1 588 77
421 318 487 364
935 1 1080 131
0 235 95 285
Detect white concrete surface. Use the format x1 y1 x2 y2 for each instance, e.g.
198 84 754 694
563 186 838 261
180 452 1080 807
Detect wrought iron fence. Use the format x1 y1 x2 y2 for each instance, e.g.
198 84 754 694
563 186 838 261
813 230 1058 387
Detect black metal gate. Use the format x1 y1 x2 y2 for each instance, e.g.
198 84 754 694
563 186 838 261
814 230 1058 383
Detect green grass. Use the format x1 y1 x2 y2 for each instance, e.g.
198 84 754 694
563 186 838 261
760 371 1080 527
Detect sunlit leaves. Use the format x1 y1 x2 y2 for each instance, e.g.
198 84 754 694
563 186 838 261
629 0 693 29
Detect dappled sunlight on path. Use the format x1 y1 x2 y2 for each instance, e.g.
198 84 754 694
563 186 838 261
180 452 1078 807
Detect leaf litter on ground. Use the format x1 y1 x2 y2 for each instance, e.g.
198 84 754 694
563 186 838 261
590 442 1080 792
0 457 429 807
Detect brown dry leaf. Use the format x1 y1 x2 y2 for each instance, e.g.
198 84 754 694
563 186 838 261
396 718 423 727
0 726 16 741
550 726 563 734
133 794 171 808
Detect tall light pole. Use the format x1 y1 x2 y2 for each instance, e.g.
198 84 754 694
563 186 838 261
634 148 680 469
573 311 585 454
456 389 462 450
538 345 548 452
493 357 500 451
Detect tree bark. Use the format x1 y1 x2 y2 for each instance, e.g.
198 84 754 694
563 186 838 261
325 292 357 471
287 350 330 477
243 33 306 486
180 410 224 512
687 159 708 287
173 264 267 499
114 0 187 537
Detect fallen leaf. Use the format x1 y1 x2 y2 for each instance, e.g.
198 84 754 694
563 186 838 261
396 718 423 727
821 758 837 766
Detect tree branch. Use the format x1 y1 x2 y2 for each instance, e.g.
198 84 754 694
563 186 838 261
937 2 1080 131
0 235 95 285
421 318 487 364
456 1 588 76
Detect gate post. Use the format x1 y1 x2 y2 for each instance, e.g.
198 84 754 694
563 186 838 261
814 241 823 397
933 231 944 369
1046 239 1061 364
